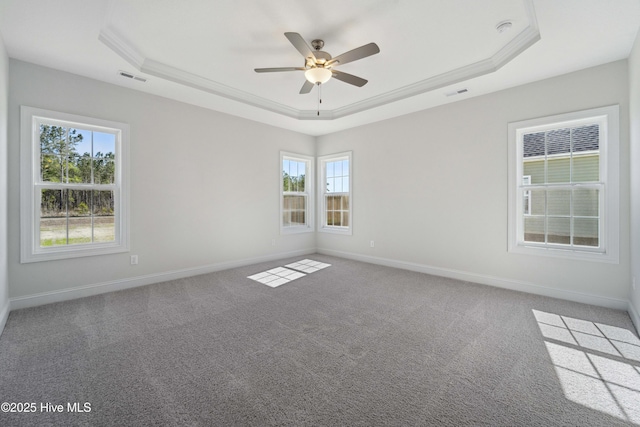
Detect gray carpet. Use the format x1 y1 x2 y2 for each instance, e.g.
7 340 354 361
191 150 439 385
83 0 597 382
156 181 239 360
0 254 638 426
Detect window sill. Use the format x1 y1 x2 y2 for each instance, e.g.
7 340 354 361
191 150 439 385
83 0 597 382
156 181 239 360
508 243 618 264
280 226 314 235
319 226 352 236
21 242 129 263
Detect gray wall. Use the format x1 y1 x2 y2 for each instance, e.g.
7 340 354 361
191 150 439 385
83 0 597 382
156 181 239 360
0 33 8 329
630 30 640 330
3 56 637 318
317 60 631 304
8 60 315 300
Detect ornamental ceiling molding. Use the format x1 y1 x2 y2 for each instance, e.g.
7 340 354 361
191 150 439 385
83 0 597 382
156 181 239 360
99 0 539 121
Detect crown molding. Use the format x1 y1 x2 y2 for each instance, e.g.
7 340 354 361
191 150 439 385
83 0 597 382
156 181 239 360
98 27 144 69
141 58 300 118
99 0 539 121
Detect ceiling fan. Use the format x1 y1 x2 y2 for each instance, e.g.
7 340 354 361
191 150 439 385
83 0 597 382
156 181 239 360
254 32 380 94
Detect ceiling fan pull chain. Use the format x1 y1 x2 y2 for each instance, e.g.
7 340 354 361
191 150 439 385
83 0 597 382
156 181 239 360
317 82 321 116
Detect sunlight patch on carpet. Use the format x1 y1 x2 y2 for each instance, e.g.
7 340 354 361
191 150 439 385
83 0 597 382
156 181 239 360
534 309 640 424
247 267 306 288
285 259 331 273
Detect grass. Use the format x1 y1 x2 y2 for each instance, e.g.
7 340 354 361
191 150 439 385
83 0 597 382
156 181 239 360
40 237 92 247
39 217 115 247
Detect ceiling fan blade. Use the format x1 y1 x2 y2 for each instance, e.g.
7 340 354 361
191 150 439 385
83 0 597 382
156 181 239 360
326 43 380 67
254 67 305 73
331 70 368 87
299 80 314 94
284 32 317 62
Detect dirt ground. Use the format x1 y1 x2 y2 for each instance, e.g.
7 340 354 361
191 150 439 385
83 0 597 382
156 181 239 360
40 216 115 244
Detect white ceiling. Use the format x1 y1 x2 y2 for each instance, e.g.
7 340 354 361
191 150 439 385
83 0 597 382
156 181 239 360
0 0 639 136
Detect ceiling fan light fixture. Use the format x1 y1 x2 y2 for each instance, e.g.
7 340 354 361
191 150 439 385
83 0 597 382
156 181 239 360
305 67 332 84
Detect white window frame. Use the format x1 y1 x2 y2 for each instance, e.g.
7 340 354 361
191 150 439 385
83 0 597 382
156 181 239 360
522 175 532 216
507 105 619 263
20 106 130 263
318 151 352 235
280 151 314 234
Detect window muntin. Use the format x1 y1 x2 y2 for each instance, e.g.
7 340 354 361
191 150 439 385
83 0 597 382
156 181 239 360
521 124 601 248
508 105 619 263
280 152 313 233
38 125 117 247
319 152 352 234
523 175 531 216
21 107 129 262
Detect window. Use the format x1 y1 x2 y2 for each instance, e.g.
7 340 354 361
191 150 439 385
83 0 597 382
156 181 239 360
280 152 313 233
318 152 352 235
508 105 619 262
20 106 129 263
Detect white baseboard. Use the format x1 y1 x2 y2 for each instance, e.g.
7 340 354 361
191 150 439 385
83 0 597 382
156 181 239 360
9 248 315 311
318 248 630 311
629 300 640 335
0 299 9 336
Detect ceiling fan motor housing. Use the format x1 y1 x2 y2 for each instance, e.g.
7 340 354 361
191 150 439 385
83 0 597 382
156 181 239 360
307 50 332 68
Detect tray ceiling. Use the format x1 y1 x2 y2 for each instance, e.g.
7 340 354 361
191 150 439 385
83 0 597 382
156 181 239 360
0 0 638 135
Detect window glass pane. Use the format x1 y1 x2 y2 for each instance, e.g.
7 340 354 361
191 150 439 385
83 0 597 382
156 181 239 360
572 154 599 182
283 169 290 192
327 211 340 226
341 195 349 210
333 160 342 177
523 160 544 185
40 124 66 156
67 190 92 245
524 216 545 243
72 153 93 184
573 125 599 153
523 132 545 158
94 190 115 243
574 218 599 247
547 190 570 216
327 161 334 178
283 159 304 193
341 211 349 227
530 190 545 216
283 159 290 188
326 195 335 210
93 132 115 157
335 177 343 193
283 195 306 227
95 152 115 184
574 188 599 217
547 217 570 244
41 154 63 182
65 152 83 184
68 217 91 245
342 160 349 177
327 177 335 193
40 189 67 247
547 128 570 156
523 191 531 215
74 129 92 157
343 176 349 192
547 157 570 183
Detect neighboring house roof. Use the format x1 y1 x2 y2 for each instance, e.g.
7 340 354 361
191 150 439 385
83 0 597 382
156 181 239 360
523 124 599 158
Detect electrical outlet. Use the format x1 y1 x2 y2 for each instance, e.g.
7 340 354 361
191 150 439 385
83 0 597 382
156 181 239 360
130 255 138 265
370 240 375 248
633 276 637 291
